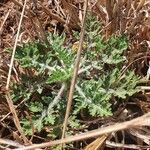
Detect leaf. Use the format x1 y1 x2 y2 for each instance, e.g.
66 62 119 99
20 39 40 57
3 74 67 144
44 115 55 125
34 110 46 132
47 67 72 83
20 119 33 135
89 103 112 117
28 102 43 113
68 116 81 128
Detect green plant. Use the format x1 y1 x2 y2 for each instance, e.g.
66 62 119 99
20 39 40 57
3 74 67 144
9 15 140 140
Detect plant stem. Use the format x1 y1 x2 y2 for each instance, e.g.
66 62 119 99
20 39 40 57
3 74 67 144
61 0 88 147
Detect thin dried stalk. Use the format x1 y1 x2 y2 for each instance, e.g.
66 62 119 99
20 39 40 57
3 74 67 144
0 138 24 148
106 140 150 149
5 0 29 144
0 5 13 48
61 0 88 144
136 0 146 11
61 0 80 29
0 7 12 34
105 0 117 37
85 134 108 150
14 112 150 150
31 0 48 42
39 2 66 24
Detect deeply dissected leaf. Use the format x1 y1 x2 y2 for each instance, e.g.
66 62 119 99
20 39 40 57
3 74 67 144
9 16 140 138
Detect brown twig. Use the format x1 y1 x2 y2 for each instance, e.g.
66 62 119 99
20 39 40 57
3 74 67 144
0 138 24 148
38 2 66 25
106 140 150 149
118 56 150 80
11 0 47 43
5 0 29 144
31 0 48 42
0 6 12 35
85 134 108 150
61 0 88 144
0 4 13 48
14 112 150 150
136 0 145 11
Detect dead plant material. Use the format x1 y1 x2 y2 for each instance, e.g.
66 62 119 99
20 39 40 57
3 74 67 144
91 0 150 87
5 0 29 144
14 112 150 150
0 0 150 149
106 140 150 149
84 134 108 150
61 0 88 142
61 0 80 30
0 138 24 148
38 3 66 25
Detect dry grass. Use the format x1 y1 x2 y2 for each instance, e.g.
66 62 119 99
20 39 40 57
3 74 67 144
0 0 150 149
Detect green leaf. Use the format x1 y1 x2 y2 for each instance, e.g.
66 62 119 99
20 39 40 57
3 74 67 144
68 116 81 128
47 67 72 83
28 102 43 113
44 115 55 125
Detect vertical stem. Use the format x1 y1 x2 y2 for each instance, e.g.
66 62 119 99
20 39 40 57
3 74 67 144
5 0 29 144
61 0 88 147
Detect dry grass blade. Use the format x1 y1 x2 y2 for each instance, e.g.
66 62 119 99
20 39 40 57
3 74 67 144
0 7 12 34
84 134 108 150
0 4 13 50
106 140 150 149
61 0 80 29
136 0 146 11
0 138 25 148
31 0 48 42
6 0 25 89
5 93 29 144
39 2 66 24
5 0 29 144
0 0 150 149
128 128 150 145
14 112 150 150
61 0 88 142
11 0 22 7
105 0 114 37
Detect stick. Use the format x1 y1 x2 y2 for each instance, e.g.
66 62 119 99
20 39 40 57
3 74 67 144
14 112 150 150
61 0 88 142
5 0 29 144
